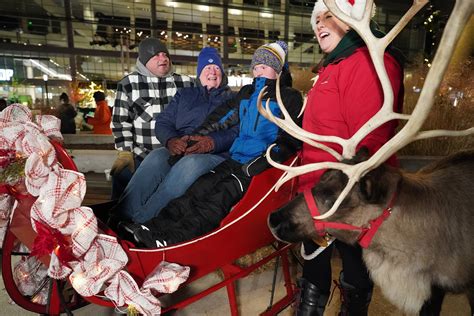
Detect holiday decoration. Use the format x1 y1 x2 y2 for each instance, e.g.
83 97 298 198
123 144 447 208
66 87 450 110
13 256 50 305
0 148 26 196
0 193 14 245
0 104 190 315
420 4 443 67
78 81 103 108
30 220 75 266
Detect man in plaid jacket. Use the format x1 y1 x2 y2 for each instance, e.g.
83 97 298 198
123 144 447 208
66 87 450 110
110 38 195 199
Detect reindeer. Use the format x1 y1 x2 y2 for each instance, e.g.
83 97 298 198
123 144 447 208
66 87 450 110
257 0 474 314
269 148 474 313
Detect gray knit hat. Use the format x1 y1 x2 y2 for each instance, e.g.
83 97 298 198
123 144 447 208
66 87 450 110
250 41 288 74
138 38 170 65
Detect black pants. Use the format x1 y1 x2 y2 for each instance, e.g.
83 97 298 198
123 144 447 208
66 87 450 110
111 157 142 200
302 240 373 293
144 159 252 243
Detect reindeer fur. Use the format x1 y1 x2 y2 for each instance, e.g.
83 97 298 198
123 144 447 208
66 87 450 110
268 150 474 314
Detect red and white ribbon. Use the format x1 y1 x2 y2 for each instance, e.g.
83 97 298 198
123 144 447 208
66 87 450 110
0 104 190 314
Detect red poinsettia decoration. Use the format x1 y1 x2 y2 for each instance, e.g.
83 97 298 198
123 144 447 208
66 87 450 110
31 220 76 266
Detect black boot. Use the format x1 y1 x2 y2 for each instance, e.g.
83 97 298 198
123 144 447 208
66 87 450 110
295 278 329 316
338 272 373 316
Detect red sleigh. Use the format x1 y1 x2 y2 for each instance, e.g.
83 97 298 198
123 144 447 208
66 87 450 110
1 140 299 315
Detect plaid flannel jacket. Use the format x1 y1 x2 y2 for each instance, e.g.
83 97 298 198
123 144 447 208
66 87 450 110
112 68 194 160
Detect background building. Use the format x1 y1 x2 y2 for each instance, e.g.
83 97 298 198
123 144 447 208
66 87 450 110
0 0 451 107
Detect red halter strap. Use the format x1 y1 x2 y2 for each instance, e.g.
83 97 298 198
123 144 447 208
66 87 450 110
303 188 398 248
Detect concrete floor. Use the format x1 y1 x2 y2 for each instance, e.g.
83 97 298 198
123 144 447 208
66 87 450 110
0 252 470 315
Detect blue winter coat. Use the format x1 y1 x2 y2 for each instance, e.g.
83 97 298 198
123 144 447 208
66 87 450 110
230 77 283 163
154 85 236 154
193 76 303 166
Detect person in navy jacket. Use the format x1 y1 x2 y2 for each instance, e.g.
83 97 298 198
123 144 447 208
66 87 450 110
113 47 236 223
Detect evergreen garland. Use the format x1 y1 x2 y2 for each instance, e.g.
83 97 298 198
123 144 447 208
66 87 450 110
0 150 26 185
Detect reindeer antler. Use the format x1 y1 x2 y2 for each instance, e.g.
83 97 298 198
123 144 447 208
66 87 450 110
364 0 474 170
257 83 344 161
259 0 474 219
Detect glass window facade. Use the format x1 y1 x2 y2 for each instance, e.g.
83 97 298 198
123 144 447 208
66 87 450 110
0 0 428 103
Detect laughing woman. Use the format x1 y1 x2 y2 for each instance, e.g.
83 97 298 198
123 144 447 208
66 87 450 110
295 1 405 315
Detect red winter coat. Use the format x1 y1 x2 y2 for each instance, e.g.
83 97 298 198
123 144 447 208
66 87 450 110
298 47 404 191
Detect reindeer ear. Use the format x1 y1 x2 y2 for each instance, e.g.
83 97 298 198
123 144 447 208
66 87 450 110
359 167 388 203
360 176 375 202
354 147 370 162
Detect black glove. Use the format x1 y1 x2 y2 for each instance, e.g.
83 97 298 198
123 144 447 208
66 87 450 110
241 143 298 177
241 154 270 177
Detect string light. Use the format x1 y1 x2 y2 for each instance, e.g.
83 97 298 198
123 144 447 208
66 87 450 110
95 264 103 273
127 305 140 316
70 273 87 288
422 5 443 67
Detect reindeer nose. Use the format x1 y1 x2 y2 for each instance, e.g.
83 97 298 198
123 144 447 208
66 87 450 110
268 211 283 229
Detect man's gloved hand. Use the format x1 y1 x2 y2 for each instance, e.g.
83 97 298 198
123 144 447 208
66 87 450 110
167 137 188 155
110 151 135 176
185 135 214 154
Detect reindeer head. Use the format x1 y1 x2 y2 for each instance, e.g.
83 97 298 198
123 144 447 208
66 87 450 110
261 0 473 245
269 148 401 245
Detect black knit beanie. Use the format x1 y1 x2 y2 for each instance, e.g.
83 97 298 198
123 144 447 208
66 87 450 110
138 38 170 65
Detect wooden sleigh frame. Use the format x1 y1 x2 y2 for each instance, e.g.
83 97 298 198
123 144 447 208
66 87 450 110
2 140 299 315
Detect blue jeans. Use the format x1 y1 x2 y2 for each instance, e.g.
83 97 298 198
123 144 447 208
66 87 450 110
115 147 225 223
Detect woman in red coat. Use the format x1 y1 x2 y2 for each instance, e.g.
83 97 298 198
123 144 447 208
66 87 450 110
88 91 112 135
295 1 405 315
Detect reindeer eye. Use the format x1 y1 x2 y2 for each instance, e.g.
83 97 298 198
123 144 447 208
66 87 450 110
323 198 335 209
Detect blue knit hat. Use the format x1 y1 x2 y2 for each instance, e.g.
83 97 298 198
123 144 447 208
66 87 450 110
251 41 288 73
197 47 224 77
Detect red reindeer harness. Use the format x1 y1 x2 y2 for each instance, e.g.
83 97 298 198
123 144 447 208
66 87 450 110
303 188 398 248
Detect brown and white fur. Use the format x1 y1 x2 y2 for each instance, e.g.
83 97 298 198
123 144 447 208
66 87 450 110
268 150 474 314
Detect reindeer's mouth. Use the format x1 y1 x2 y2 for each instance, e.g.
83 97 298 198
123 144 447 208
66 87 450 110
267 209 310 244
269 211 333 248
